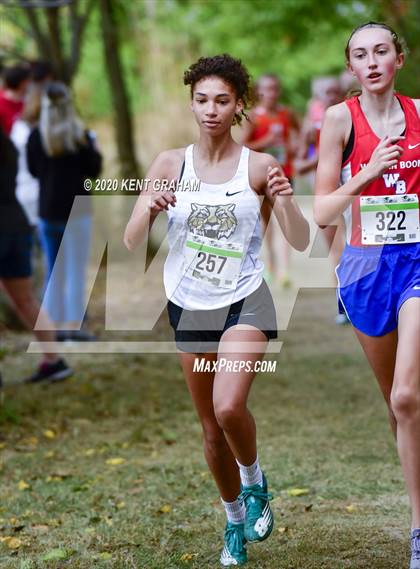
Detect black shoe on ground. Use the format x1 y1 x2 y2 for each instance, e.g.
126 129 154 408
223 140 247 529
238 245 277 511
55 330 71 342
24 359 73 384
68 330 97 341
55 330 96 342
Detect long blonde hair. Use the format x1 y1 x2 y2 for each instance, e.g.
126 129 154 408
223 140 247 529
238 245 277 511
39 82 86 157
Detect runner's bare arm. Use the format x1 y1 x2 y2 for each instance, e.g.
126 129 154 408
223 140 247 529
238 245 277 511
250 151 310 251
313 103 404 226
124 149 183 251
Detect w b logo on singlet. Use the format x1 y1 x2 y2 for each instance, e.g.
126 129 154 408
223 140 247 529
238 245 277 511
382 172 407 194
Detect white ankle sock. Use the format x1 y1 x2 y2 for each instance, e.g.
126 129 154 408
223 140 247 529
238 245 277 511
221 498 245 524
236 455 263 487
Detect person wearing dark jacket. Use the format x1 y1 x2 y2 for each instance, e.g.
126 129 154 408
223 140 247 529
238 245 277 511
27 82 102 341
0 126 72 383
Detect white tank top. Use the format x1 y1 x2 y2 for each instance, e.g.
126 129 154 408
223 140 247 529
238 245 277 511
164 144 264 310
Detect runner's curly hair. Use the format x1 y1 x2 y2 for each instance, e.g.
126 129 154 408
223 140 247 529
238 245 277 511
183 54 252 125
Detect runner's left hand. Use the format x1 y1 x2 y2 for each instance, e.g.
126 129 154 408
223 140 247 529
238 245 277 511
267 166 293 198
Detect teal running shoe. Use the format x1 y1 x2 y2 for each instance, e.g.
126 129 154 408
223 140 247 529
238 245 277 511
220 521 247 566
239 473 273 543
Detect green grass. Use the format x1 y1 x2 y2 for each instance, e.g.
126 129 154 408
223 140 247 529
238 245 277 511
0 290 409 568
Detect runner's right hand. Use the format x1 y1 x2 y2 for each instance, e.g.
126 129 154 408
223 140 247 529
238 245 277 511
366 135 404 180
148 190 176 215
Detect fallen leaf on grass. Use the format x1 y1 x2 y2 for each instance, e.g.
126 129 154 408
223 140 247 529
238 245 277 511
128 487 143 495
46 476 63 483
46 471 71 483
43 430 56 440
20 437 38 448
31 525 49 533
278 526 289 534
105 458 126 466
41 548 73 561
180 552 198 562
287 488 309 497
116 502 125 509
0 536 22 549
345 504 357 513
158 504 172 514
17 480 30 491
99 552 112 560
44 451 55 459
84 449 95 457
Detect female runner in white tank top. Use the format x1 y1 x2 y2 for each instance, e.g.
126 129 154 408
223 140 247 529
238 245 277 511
315 23 420 569
125 54 309 566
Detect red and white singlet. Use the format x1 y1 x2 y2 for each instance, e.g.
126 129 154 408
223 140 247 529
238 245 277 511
248 106 294 178
341 94 420 247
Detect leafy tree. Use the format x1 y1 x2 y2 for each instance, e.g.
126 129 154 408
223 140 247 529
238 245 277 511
98 0 140 178
1 0 96 83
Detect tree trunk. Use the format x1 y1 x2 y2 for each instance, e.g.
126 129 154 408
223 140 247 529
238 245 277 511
99 0 140 179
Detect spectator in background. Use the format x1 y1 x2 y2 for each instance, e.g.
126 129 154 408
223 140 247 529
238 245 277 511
10 86 42 227
242 74 300 287
27 82 102 342
295 76 348 325
296 76 343 175
0 126 73 383
30 60 54 86
339 68 360 98
0 64 31 135
11 60 55 226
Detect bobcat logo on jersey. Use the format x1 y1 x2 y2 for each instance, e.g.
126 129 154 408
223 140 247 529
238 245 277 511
187 203 237 239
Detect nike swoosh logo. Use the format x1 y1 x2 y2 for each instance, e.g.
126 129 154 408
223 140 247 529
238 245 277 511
225 191 244 196
408 143 420 150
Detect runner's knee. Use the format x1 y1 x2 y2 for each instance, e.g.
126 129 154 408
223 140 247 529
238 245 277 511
390 384 420 421
214 400 245 431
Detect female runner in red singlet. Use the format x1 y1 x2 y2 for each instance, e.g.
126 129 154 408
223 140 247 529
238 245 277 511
315 22 420 569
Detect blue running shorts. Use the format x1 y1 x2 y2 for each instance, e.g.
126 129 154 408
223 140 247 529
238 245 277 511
336 242 420 337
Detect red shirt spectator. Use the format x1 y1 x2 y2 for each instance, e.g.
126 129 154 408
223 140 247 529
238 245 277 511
0 91 24 135
0 64 31 135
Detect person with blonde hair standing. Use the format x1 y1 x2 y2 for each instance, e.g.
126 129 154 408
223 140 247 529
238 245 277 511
27 82 102 341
